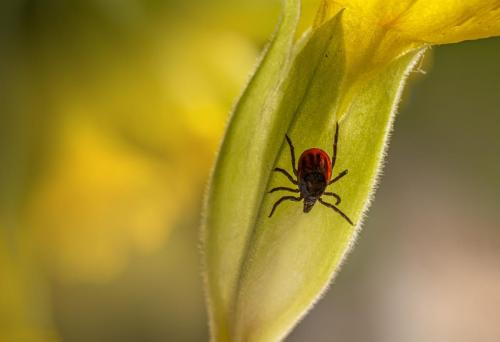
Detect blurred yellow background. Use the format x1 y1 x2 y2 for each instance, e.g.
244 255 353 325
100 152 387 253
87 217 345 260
1 0 499 341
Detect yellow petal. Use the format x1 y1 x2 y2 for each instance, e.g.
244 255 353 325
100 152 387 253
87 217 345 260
316 0 500 116
330 0 500 44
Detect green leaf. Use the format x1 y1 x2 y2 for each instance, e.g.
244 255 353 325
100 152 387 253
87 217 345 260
202 0 301 340
202 1 425 340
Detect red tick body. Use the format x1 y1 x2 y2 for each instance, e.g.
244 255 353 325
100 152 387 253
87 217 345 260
298 148 332 212
268 122 354 225
298 148 332 181
298 148 332 183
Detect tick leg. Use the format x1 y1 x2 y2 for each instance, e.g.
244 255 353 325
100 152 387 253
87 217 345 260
273 167 298 185
285 134 298 176
269 186 299 194
328 169 348 185
331 122 339 171
323 192 341 205
269 196 302 218
318 198 354 226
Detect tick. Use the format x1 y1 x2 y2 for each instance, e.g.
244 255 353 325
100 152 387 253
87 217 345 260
268 122 354 225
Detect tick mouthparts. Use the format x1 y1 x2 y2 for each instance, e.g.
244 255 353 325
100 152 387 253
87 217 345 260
303 199 315 213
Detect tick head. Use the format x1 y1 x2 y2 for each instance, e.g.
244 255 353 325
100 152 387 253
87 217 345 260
303 197 316 213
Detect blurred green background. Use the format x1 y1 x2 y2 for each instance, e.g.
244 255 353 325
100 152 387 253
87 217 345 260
0 0 499 341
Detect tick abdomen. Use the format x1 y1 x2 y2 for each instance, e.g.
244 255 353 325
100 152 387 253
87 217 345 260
298 148 332 182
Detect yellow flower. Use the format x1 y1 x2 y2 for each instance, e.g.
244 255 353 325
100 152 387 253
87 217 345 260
316 0 500 113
